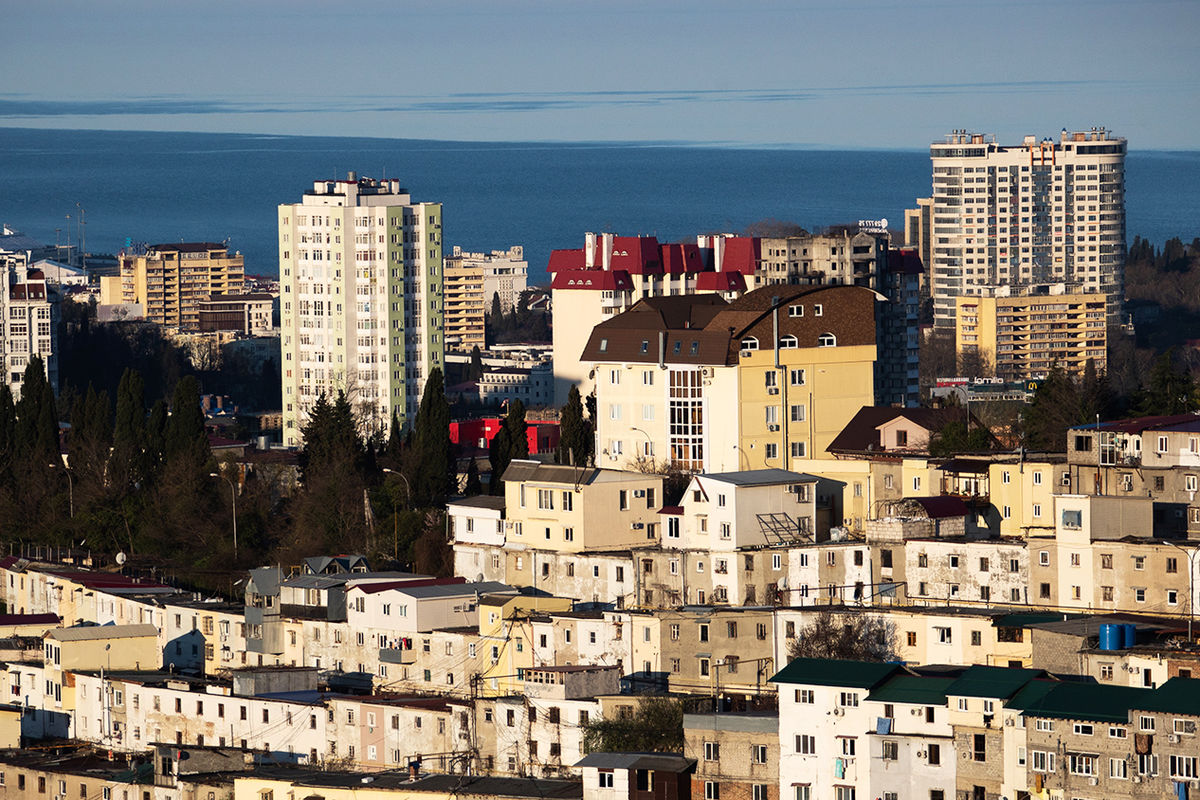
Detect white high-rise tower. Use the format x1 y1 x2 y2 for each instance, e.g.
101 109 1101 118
279 174 444 446
928 128 1125 328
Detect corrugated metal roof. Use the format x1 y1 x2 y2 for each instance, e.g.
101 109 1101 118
47 624 158 641
770 657 903 689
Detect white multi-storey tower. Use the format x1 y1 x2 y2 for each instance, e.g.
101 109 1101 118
279 174 444 446
928 128 1126 327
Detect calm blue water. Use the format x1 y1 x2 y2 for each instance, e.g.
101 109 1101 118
1 127 1197 283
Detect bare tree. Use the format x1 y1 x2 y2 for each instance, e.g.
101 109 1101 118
786 610 896 663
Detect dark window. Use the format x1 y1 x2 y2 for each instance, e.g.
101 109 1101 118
928 743 940 765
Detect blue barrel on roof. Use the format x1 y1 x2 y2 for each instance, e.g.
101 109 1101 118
1098 623 1121 650
1122 623 1137 649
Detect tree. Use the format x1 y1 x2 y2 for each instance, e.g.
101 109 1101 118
463 458 483 496
1135 350 1196 416
1022 366 1082 451
786 610 896 663
488 424 513 496
410 368 453 507
490 291 503 321
556 386 593 466
505 400 529 460
164 376 206 461
468 346 485 382
110 368 147 491
928 420 993 458
582 696 684 754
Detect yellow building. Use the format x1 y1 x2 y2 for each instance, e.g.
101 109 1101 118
955 287 1107 379
443 254 486 350
119 242 245 330
986 458 1068 537
476 591 573 697
583 284 880 473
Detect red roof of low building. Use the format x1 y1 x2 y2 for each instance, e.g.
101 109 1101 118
609 236 661 273
888 248 925 275
695 271 746 292
550 269 633 291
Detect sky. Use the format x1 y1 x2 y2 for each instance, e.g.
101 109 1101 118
2 0 1198 149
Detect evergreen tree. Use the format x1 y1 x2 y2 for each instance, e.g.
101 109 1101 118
165 376 206 460
556 386 593 466
1136 350 1197 416
1022 366 1081 451
488 425 513 496
385 410 403 464
410 368 453 506
146 399 168 474
490 292 503 321
463 458 483 496
468 346 484 382
111 368 147 490
505 399 529 460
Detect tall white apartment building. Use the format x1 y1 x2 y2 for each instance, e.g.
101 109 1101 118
279 173 444 446
1 259 59 400
928 128 1125 327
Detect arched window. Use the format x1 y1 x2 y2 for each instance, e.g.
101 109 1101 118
740 337 759 353
778 335 798 350
818 333 836 348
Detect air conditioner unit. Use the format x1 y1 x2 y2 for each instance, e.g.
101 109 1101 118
1168 734 1180 744
832 707 843 716
631 523 645 530
1131 776 1142 784
702 367 714 378
768 424 780 432
634 490 646 498
1004 718 1014 727
768 387 780 395
1088 777 1098 786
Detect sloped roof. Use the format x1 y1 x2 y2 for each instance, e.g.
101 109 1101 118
47 624 158 642
1130 677 1200 716
868 674 955 705
944 665 1049 699
827 406 970 454
1021 681 1153 723
574 752 695 772
770 657 905 689
701 469 818 487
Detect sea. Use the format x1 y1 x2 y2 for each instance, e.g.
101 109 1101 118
1 127 1198 284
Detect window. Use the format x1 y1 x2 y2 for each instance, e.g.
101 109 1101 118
704 782 720 800
1170 755 1198 779
704 741 720 761
927 744 940 765
795 734 816 754
795 689 814 704
598 771 614 789
752 744 768 763
817 333 836 347
1073 723 1093 736
1039 550 1050 566
882 740 899 760
1031 750 1056 772
1110 757 1128 779
1033 471 1043 485
790 368 806 385
838 691 859 707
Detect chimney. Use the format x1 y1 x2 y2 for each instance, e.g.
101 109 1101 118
600 233 614 271
584 232 596 267
347 171 357 182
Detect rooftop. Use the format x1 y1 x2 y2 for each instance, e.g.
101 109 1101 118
770 657 904 689
700 469 818 487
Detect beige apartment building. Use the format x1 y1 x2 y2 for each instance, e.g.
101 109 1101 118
442 250 487 350
118 242 244 330
278 174 444 444
926 128 1126 328
955 286 1107 378
684 712 780 800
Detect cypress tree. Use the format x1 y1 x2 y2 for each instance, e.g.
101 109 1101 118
111 368 147 489
505 399 529 459
463 458 483 496
557 386 593 466
165 376 206 459
488 424 512 495
410 368 452 506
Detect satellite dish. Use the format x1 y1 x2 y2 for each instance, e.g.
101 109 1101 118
115 552 127 566
880 217 888 228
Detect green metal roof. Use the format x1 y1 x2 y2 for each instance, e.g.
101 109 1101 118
944 665 1048 699
770 658 904 689
1130 677 1200 716
1021 682 1155 724
867 675 956 705
992 612 1079 628
1004 679 1060 711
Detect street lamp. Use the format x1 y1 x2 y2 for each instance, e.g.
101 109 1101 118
630 427 652 463
1167 540 1198 643
382 468 411 563
209 471 238 559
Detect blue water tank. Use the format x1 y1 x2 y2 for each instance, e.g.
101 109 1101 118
1098 623 1120 651
1122 623 1138 649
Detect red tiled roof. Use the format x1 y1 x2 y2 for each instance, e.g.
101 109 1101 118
695 271 746 292
661 243 704 274
1079 413 1200 434
907 496 970 519
610 236 661 273
550 269 633 291
547 249 586 273
719 237 760 275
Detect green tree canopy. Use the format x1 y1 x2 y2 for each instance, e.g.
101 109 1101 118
582 696 684 754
